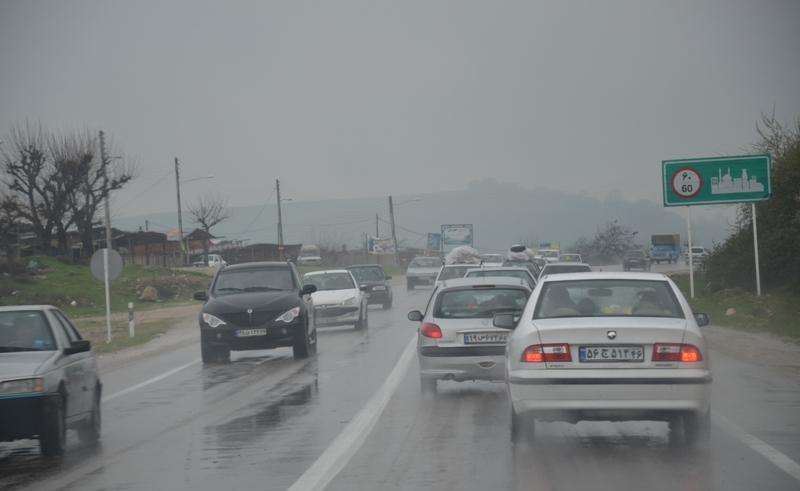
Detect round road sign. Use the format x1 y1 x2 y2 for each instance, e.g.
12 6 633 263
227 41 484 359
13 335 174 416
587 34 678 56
90 248 124 282
671 168 702 199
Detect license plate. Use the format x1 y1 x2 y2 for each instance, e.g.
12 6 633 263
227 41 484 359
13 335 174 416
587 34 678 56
579 345 644 362
236 328 268 337
463 332 508 345
372 286 386 291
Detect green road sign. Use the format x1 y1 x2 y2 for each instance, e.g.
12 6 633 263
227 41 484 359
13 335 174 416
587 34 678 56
662 154 771 206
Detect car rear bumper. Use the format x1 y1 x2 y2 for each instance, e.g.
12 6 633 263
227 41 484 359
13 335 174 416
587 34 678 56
419 345 506 381
366 290 390 304
315 306 359 326
407 275 436 285
508 369 711 417
201 321 301 350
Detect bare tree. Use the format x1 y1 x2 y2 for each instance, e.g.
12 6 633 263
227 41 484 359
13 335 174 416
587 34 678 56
0 192 22 257
188 194 230 261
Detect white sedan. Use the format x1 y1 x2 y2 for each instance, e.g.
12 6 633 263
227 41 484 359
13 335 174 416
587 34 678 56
497 272 711 446
303 270 368 330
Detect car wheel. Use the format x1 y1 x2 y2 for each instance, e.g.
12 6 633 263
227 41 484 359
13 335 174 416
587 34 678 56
511 407 535 444
201 339 216 364
420 376 437 396
40 394 66 456
216 346 231 363
354 305 367 330
78 386 102 445
293 320 313 359
684 410 711 447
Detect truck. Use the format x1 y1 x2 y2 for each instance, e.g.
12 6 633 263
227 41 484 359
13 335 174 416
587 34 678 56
650 234 681 264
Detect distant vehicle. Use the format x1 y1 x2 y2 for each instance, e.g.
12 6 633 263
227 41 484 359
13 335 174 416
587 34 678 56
0 306 102 456
407 277 532 395
504 245 542 278
297 244 323 266
538 249 560 263
479 254 505 267
623 249 651 271
303 270 369 330
193 254 226 268
465 266 536 289
406 256 442 290
501 272 712 445
539 262 592 278
434 264 475 287
559 253 582 263
685 246 708 266
651 234 681 264
347 264 393 309
194 262 318 363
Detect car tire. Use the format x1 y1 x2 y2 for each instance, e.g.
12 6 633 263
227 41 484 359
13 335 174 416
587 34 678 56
78 386 102 445
355 305 368 330
511 407 535 444
684 410 711 447
420 376 437 396
293 320 313 359
40 394 66 457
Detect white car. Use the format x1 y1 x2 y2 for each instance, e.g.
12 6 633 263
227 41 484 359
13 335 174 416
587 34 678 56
538 262 592 279
538 249 561 263
479 254 505 267
464 266 536 289
406 257 442 290
499 272 711 446
407 278 532 395
193 254 226 268
303 270 368 330
434 264 477 287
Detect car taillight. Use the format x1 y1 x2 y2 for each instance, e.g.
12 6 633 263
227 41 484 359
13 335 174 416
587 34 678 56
420 322 443 339
521 344 571 363
652 343 703 362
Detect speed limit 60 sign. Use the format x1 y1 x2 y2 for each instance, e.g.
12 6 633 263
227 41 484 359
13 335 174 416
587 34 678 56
662 155 771 206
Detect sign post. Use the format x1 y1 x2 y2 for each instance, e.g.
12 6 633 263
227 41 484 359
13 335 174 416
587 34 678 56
662 154 771 297
90 248 124 342
440 224 474 254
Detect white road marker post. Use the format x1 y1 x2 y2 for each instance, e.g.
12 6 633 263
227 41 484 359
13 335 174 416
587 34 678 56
128 302 135 338
103 248 112 343
752 202 762 296
687 206 694 299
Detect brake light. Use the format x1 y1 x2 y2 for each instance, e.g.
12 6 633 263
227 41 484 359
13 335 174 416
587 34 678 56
420 322 443 339
521 344 571 363
652 343 703 362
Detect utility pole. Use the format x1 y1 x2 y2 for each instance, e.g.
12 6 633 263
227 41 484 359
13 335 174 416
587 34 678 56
276 179 284 258
174 158 187 265
388 195 398 265
145 219 149 232
99 131 113 343
375 214 379 237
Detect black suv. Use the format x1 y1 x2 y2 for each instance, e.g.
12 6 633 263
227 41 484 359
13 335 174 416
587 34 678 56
347 264 393 309
194 262 317 363
623 250 651 271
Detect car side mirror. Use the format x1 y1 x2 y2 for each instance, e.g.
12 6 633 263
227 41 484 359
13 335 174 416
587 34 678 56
493 313 516 330
301 284 317 296
694 312 710 327
64 339 91 355
407 310 424 322
359 285 369 292
193 291 208 301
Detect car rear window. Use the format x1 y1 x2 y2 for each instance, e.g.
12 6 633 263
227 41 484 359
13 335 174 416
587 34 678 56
438 266 472 281
0 311 57 352
349 267 385 281
534 279 684 319
410 258 440 268
435 288 530 319
542 264 591 275
466 269 532 285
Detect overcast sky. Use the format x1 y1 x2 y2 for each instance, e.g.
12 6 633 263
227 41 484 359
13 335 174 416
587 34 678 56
1 0 799 218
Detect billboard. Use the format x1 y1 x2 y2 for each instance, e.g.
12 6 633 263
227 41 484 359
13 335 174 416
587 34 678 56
662 155 771 206
426 233 442 252
441 224 474 253
367 237 395 254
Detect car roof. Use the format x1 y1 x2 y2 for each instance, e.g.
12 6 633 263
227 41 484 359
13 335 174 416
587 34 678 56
539 271 668 282
223 261 291 271
0 305 55 312
439 277 531 290
543 262 592 267
347 264 383 269
466 266 531 273
303 269 351 276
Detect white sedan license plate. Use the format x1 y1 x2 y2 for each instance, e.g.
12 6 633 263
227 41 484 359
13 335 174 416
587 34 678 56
579 345 644 362
463 332 508 345
236 328 268 338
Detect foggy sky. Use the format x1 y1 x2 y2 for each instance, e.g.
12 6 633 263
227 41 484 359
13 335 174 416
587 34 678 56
1 0 799 219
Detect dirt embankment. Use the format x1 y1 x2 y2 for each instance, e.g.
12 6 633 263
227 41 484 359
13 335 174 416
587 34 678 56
705 325 800 379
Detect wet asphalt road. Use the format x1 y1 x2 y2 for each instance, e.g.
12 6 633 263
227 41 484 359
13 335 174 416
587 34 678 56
1 272 799 490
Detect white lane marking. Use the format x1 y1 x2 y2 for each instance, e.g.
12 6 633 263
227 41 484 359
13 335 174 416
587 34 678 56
102 358 201 403
714 411 800 482
288 335 417 491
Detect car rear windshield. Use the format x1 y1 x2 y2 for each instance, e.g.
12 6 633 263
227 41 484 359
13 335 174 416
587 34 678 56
303 272 355 291
534 279 684 319
466 269 531 284
435 288 530 319
0 311 57 352
438 266 472 281
410 258 440 268
543 264 591 275
349 267 385 282
213 267 295 295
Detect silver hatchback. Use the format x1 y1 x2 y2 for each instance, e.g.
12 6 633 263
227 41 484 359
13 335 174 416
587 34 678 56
407 278 531 395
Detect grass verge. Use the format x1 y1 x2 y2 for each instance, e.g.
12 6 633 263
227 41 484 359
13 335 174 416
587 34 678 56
670 272 800 340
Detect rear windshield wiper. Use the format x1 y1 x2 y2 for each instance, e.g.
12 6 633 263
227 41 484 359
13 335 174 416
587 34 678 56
0 346 41 352
242 286 284 292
